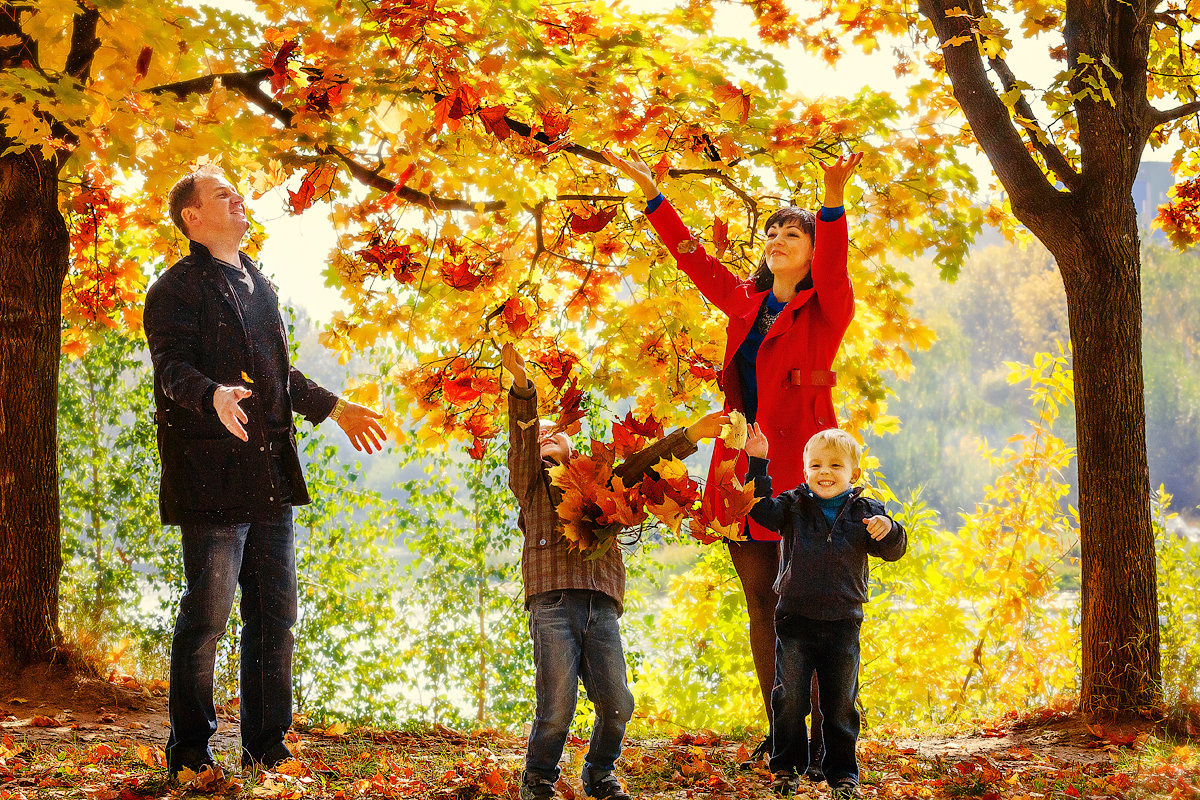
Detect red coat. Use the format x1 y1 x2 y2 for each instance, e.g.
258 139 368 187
647 200 853 542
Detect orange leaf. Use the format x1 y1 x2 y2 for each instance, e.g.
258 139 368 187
713 217 730 257
478 105 511 140
135 46 153 79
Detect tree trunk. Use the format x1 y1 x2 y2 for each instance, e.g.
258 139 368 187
0 151 69 668
1053 201 1162 717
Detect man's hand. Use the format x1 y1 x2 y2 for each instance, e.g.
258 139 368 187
865 514 893 540
336 402 387 453
213 385 252 442
819 151 865 209
685 411 729 443
501 342 529 389
602 149 660 200
744 422 769 459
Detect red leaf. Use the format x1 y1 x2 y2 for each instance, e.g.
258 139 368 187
713 217 730 257
468 438 487 460
270 40 298 95
651 155 670 184
478 105 511 140
288 178 316 214
502 297 532 334
619 411 664 438
135 46 153 79
395 162 416 189
570 206 619 234
541 108 570 140
441 258 484 291
442 374 481 406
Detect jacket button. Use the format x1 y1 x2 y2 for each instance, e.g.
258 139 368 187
539 539 547 546
269 496 275 502
260 446 265 452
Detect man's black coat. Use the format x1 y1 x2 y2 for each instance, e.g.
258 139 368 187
144 241 337 525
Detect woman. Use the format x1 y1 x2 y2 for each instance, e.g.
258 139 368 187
603 148 863 775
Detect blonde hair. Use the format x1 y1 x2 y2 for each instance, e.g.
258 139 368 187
803 428 861 471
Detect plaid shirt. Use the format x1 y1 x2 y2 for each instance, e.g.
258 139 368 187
507 383 698 614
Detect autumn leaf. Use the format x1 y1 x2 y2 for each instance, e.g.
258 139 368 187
569 206 619 234
714 82 751 124
468 438 487 459
441 258 484 291
477 105 511 140
719 410 747 449
713 216 730 257
134 46 152 79
269 40 299 95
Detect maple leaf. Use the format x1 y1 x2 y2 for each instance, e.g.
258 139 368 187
442 373 481 406
570 206 619 234
611 422 647 461
541 107 570 139
270 40 299 95
714 83 751 124
620 410 664 439
502 296 533 334
467 438 487 459
478 104 511 140
135 46 152 80
713 216 730 257
287 179 315 214
441 258 484 291
535 348 577 389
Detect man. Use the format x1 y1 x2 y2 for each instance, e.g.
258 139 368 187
143 165 386 781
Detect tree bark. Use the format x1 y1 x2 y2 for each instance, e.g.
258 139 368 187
0 151 69 668
1054 201 1162 716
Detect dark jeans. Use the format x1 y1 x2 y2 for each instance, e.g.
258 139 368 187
166 508 297 770
769 616 861 783
525 590 634 791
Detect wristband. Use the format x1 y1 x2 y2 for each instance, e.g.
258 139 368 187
329 397 347 422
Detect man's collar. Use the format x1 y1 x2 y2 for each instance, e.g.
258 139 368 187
189 239 252 269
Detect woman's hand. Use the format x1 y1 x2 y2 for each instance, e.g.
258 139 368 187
603 149 660 200
819 151 864 209
745 422 769 459
686 411 730 443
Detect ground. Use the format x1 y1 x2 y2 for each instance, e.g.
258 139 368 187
0 668 1197 799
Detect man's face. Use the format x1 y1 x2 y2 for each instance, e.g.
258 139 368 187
538 421 572 463
184 174 249 242
803 440 860 499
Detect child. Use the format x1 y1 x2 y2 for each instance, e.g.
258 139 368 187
744 424 907 798
503 343 725 800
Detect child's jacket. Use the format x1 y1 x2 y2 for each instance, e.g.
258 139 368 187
747 457 907 622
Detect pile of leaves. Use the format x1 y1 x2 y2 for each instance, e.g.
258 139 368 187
547 412 757 554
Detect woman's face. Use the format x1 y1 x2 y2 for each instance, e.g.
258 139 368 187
763 221 814 280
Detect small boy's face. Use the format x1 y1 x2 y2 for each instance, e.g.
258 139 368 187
803 441 861 499
538 422 573 464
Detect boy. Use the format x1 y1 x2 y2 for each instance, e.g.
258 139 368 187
502 343 724 800
744 424 907 798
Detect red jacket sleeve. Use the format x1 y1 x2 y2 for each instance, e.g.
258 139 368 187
646 199 745 317
811 213 853 328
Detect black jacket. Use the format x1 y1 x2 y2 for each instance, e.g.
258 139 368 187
748 457 907 622
143 241 337 525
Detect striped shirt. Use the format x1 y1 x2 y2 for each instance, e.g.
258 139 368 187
507 383 698 614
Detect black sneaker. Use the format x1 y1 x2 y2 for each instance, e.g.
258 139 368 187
805 765 826 783
738 734 772 769
829 778 862 799
772 768 798 796
243 741 296 770
519 769 556 800
585 771 631 800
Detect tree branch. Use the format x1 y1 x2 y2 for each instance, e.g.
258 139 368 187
63 5 99 81
987 53 1082 192
915 0 1060 214
1149 100 1200 127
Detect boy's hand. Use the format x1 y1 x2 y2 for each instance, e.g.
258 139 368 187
865 514 893 540
685 411 729 443
745 422 769 459
501 342 529 388
819 151 865 209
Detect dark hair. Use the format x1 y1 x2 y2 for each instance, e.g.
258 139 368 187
751 206 816 292
167 165 221 236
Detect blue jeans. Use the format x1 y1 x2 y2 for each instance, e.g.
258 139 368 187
769 616 861 783
525 590 634 790
166 508 297 770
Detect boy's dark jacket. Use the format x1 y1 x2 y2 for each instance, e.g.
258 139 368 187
747 456 906 622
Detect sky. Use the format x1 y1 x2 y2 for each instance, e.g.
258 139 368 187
206 0 1056 322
